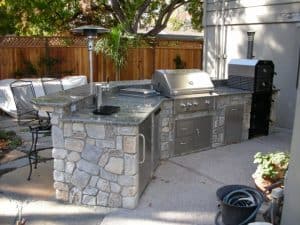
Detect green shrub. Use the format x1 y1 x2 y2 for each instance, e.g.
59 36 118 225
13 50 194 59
253 151 289 182
0 130 22 150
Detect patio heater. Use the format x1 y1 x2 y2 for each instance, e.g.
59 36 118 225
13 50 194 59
72 25 108 94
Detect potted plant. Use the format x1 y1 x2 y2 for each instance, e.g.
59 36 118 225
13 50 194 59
252 151 289 191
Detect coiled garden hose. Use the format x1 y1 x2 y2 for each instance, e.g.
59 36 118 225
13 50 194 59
215 188 264 225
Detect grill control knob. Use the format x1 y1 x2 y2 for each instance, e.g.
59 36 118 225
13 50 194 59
187 102 193 107
205 100 210 104
193 102 199 107
180 103 186 108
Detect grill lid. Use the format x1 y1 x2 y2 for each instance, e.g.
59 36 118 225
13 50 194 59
152 69 214 97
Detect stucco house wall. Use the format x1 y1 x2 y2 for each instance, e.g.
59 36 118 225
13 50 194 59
203 0 300 129
281 72 300 225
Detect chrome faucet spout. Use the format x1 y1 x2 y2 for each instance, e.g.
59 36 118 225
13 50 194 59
96 86 102 109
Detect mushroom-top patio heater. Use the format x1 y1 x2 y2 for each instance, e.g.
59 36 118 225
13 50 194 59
72 25 108 94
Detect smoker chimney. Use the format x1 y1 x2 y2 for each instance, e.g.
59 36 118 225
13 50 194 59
247 31 255 59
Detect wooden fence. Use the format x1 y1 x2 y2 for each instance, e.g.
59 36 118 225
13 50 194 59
0 36 203 81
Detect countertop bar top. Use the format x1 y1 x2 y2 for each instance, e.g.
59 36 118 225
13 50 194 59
32 80 252 126
31 80 153 108
61 86 251 126
62 93 165 125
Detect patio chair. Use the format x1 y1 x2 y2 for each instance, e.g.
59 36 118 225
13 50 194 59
10 80 52 180
41 77 64 95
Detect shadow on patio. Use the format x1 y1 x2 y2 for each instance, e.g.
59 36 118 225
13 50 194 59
0 114 292 225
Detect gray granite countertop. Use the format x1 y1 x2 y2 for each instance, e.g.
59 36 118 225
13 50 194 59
214 86 252 95
32 79 251 126
31 84 93 107
62 92 165 125
31 80 153 108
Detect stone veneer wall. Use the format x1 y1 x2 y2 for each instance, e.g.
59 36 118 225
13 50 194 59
49 101 140 209
213 94 252 147
48 92 252 209
158 94 252 157
159 100 174 159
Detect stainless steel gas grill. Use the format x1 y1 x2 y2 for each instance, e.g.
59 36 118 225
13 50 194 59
152 69 215 114
152 69 214 98
152 69 215 155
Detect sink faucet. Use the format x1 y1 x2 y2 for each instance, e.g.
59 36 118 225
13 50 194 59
96 85 102 109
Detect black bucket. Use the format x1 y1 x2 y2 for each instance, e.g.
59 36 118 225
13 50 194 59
216 185 262 225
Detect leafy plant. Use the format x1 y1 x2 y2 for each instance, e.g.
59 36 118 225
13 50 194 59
173 55 186 69
39 56 62 76
14 59 38 78
0 130 22 150
253 152 289 182
95 24 140 81
168 17 184 31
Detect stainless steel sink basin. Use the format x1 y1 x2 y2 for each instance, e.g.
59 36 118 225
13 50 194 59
93 105 120 115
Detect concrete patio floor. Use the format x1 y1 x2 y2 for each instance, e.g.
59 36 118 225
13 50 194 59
0 114 291 225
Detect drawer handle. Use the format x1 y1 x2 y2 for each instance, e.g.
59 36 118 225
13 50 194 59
139 133 146 164
231 108 238 111
196 128 200 136
180 127 188 131
180 142 187 145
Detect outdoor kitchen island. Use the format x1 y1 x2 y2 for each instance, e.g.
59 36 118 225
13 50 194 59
32 78 252 209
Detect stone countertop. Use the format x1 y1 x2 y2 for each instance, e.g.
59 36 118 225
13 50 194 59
214 86 252 95
62 93 165 125
31 79 252 126
172 86 252 99
61 86 251 126
31 79 250 109
31 84 92 108
31 80 153 108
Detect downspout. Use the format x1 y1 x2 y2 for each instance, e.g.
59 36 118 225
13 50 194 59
216 0 225 79
214 1 220 79
203 0 208 72
247 31 255 59
220 0 227 79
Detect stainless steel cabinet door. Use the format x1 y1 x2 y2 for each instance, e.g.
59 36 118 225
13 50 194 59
138 116 152 197
175 136 194 155
174 116 212 155
193 115 212 149
224 105 244 144
176 118 194 137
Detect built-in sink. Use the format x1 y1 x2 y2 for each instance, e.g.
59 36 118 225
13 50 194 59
93 105 120 115
119 88 158 97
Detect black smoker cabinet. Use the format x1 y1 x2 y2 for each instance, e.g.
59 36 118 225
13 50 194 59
227 59 275 138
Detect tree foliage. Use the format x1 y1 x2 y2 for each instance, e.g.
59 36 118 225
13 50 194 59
2 0 80 35
0 0 203 36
